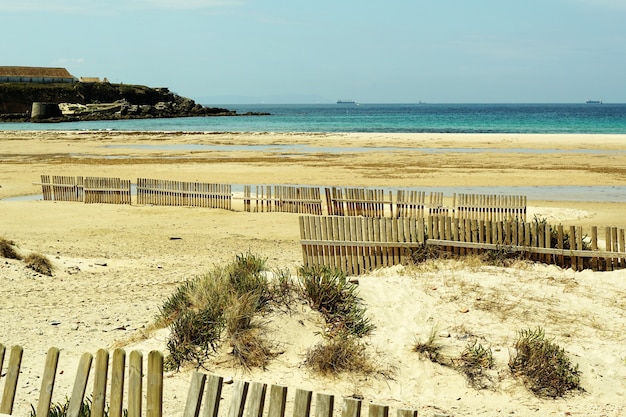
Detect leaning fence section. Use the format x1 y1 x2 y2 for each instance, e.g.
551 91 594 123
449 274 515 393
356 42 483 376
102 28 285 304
84 177 132 204
300 215 626 274
137 178 232 209
40 175 84 202
299 215 425 276
244 185 323 214
454 193 527 222
324 187 390 217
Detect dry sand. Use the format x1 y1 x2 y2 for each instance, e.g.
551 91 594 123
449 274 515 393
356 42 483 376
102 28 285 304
1 131 625 417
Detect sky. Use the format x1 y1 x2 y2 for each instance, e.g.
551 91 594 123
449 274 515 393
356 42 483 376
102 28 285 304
1 0 625 104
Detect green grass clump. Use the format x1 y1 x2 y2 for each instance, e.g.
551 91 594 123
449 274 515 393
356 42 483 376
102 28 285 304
0 238 21 260
414 326 448 366
509 327 582 397
159 253 280 371
24 252 54 276
29 396 126 417
297 266 374 338
454 341 495 389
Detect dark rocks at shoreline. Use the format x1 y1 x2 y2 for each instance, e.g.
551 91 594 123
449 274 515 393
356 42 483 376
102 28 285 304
0 82 270 123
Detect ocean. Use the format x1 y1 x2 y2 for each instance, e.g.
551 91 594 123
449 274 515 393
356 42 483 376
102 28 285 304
2 103 626 133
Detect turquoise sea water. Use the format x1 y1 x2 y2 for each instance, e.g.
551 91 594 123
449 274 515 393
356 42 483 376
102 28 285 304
2 103 626 133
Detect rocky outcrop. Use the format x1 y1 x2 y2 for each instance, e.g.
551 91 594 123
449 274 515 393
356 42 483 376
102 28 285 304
0 82 267 122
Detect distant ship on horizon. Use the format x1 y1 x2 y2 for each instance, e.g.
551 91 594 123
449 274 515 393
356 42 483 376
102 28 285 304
585 99 602 104
337 99 357 104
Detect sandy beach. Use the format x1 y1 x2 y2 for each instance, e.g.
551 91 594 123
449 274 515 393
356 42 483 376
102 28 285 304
1 131 625 417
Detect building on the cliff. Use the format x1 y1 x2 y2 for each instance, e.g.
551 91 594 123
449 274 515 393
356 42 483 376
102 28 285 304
79 76 109 83
0 66 77 83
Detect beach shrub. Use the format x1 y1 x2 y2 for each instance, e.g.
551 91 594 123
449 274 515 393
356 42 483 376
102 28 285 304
298 266 374 337
224 292 276 369
304 332 374 376
24 252 54 276
454 341 495 389
0 237 21 260
509 327 582 397
160 252 280 370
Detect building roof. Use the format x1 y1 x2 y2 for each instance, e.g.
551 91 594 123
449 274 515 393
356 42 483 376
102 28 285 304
0 66 75 78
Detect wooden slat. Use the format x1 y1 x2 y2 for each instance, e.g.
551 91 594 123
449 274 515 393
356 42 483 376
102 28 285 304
35 347 60 417
315 393 334 417
201 374 223 417
92 349 109 417
396 410 417 417
67 352 93 417
110 349 126 417
0 345 23 415
128 351 143 417
227 380 249 417
341 398 362 417
183 372 207 417
267 385 287 417
147 351 164 417
245 382 267 417
293 389 312 417
368 404 389 417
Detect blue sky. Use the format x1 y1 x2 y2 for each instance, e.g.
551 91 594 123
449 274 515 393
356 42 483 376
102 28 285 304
1 0 625 103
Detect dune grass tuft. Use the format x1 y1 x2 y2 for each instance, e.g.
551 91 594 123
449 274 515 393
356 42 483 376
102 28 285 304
509 327 582 397
24 252 54 276
0 237 21 260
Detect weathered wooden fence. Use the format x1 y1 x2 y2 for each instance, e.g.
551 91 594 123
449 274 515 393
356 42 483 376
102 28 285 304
454 193 527 222
300 215 626 275
40 175 84 202
325 187 390 217
137 178 232 209
0 343 418 417
0 343 162 417
300 216 424 275
243 185 323 214
84 177 132 204
324 187 450 218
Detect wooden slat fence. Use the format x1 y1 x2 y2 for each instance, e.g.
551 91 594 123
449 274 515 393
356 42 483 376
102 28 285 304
300 215 425 276
137 178 232 209
454 193 527 222
84 177 131 204
1 343 418 417
40 175 84 202
0 343 162 417
395 190 446 217
325 187 391 217
183 371 418 417
243 185 322 214
300 215 626 274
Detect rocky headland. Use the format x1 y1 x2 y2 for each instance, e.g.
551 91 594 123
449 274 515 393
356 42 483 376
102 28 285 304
0 82 267 122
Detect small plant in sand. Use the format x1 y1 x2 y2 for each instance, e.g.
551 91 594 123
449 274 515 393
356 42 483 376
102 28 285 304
509 327 582 398
29 396 127 417
304 332 374 376
297 266 374 337
298 266 375 375
24 252 54 276
414 326 449 366
454 340 495 390
0 237 22 260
